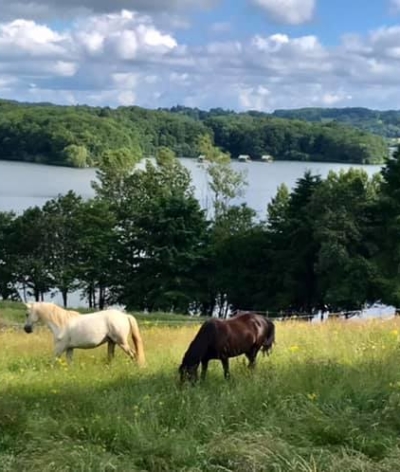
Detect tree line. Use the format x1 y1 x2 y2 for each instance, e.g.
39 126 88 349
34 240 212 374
1 141 400 316
271 107 400 139
0 99 389 168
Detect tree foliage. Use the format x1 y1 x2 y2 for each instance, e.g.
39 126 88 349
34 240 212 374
273 107 400 138
2 138 400 316
0 99 389 167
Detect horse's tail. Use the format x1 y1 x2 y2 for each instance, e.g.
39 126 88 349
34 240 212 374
127 315 146 367
262 319 275 356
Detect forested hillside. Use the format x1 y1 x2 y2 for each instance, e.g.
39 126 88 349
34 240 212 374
272 107 400 138
0 99 389 167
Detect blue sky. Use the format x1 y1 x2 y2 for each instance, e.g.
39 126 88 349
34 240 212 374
176 0 395 46
0 0 400 111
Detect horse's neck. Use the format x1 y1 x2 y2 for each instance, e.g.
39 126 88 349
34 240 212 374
44 319 63 339
40 307 78 338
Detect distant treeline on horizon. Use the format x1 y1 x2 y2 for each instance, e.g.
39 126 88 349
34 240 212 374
0 99 396 168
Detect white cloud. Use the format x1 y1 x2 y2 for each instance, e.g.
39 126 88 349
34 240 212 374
251 0 315 25
112 72 138 88
52 61 78 76
0 75 17 89
74 10 177 60
320 92 352 106
2 10 400 112
238 85 271 110
117 90 136 105
0 19 68 58
252 33 322 55
0 0 219 21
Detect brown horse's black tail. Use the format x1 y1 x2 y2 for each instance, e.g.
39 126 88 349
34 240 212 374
261 319 275 356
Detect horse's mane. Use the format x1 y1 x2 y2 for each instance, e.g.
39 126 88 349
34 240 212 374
33 302 80 327
181 320 216 367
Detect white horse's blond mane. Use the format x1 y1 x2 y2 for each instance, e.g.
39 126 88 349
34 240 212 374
31 302 80 328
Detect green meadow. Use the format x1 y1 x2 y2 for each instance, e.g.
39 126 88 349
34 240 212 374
1 302 400 471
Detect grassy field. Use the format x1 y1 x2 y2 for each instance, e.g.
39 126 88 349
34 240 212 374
2 303 400 471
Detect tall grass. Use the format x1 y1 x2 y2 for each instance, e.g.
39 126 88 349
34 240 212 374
1 306 400 471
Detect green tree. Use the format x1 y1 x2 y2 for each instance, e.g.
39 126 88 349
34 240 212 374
0 99 389 167
156 146 176 166
12 207 54 301
266 171 322 311
312 169 381 309
209 205 265 315
196 134 229 162
74 198 117 309
63 144 89 168
374 146 400 304
101 159 208 313
266 184 290 230
0 211 19 300
212 226 270 313
197 134 248 219
92 147 142 205
42 191 83 307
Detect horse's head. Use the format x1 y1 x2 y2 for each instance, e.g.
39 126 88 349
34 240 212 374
178 362 199 384
23 302 38 333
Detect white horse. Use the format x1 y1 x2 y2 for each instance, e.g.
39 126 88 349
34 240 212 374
23 302 145 366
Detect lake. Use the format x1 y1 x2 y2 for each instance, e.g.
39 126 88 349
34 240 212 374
0 158 383 217
0 158 383 307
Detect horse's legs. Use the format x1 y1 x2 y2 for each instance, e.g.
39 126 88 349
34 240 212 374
118 343 136 362
107 341 116 363
200 359 209 381
245 353 256 369
66 348 74 365
111 328 137 363
221 357 230 380
54 341 66 361
246 347 260 369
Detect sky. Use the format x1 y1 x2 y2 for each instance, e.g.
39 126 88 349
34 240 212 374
1 0 400 111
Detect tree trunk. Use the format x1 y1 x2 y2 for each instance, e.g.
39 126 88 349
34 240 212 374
22 282 27 302
93 287 97 309
88 286 93 308
87 283 95 308
99 286 105 310
62 289 68 308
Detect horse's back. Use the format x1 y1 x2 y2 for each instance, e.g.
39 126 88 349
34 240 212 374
65 309 131 348
217 313 273 354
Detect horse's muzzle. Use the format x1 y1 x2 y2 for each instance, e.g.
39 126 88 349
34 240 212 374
24 325 33 334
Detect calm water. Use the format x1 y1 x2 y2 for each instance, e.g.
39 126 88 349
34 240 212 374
0 158 383 307
0 158 382 216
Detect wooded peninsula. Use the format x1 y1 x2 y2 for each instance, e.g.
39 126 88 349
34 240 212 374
0 99 393 167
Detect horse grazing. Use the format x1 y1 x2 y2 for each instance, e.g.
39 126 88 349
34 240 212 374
23 302 145 367
179 312 275 383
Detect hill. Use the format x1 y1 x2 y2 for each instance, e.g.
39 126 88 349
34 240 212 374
0 99 390 167
272 107 400 139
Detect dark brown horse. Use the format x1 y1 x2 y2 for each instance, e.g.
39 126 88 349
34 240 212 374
178 312 275 383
